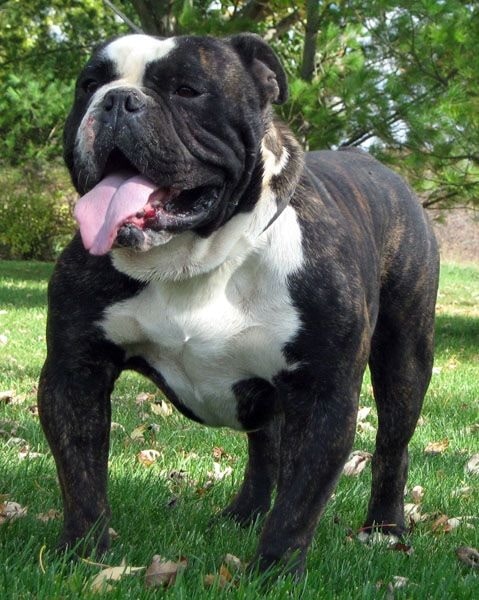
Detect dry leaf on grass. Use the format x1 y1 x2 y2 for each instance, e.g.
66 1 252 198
456 546 479 568
0 334 8 345
389 542 414 555
404 503 424 525
130 424 147 440
144 555 187 588
357 406 372 421
223 553 244 573
411 485 424 504
0 390 15 403
465 453 479 475
343 451 372 476
37 509 61 522
6 437 28 447
204 564 234 589
18 447 44 460
135 392 155 405
429 514 476 534
424 438 449 455
452 486 473 498
137 449 161 466
357 530 399 545
110 422 125 433
150 399 172 417
0 501 27 524
209 462 233 481
212 446 228 460
90 560 145 592
202 462 233 490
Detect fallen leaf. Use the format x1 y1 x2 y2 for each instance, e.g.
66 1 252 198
6 437 28 447
357 406 372 421
0 334 8 345
357 421 376 434
446 516 477 530
204 564 233 589
391 575 409 588
389 542 414 555
168 469 188 482
0 390 15 403
452 486 473 498
108 527 119 539
110 422 125 433
137 449 161 466
424 439 449 455
431 514 452 533
465 453 479 475
130 424 146 440
432 366 442 375
90 560 145 592
37 509 61 522
411 485 424 504
28 405 39 416
0 501 28 524
210 462 233 481
144 555 187 588
343 451 372 476
223 553 244 573
456 546 479 568
18 448 44 461
135 392 155 405
150 399 172 417
212 446 226 460
404 503 424 524
357 530 399 545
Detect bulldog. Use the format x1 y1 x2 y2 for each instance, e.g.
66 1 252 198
38 32 439 574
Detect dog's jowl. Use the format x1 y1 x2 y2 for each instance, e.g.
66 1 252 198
38 33 439 573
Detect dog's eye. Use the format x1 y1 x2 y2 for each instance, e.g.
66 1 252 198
82 79 100 95
175 86 201 98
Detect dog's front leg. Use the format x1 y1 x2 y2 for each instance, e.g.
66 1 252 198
254 369 360 575
38 354 119 555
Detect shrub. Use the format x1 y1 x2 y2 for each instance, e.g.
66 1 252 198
0 161 76 261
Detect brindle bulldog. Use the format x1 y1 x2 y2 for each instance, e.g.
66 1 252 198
38 33 439 574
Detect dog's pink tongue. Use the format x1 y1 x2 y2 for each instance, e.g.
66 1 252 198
74 173 158 255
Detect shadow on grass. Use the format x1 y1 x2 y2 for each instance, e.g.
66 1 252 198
435 313 479 360
0 260 53 309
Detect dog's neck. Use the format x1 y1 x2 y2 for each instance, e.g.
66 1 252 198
259 116 304 232
111 117 304 283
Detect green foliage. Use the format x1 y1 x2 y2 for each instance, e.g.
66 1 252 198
1 0 478 210
0 163 75 260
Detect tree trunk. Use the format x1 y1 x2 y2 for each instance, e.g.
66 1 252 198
129 0 175 36
300 0 321 82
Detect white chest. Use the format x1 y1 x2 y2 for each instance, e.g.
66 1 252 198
102 264 298 428
101 207 304 429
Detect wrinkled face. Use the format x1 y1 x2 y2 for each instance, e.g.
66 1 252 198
64 34 282 255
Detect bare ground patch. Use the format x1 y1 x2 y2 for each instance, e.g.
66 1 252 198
430 209 479 264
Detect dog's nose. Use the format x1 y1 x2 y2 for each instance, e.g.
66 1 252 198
101 89 145 122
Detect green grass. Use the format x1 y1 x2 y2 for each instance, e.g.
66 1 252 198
1 260 478 599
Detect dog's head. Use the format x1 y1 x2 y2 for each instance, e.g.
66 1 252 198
64 33 291 256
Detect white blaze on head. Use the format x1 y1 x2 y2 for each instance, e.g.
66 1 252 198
103 34 177 85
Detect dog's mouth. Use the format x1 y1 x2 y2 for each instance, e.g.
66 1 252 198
74 149 221 255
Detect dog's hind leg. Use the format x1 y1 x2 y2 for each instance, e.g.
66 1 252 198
222 416 282 525
364 261 439 536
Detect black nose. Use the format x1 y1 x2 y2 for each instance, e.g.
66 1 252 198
100 88 145 125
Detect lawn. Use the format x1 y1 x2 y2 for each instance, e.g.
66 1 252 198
0 259 478 598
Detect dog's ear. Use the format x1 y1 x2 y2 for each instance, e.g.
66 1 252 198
228 33 288 105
